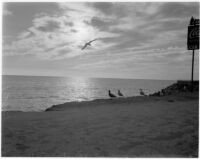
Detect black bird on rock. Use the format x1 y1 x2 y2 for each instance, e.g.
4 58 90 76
139 89 146 96
118 90 124 97
108 90 116 98
81 39 98 50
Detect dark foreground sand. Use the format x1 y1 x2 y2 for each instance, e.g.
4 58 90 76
2 93 198 157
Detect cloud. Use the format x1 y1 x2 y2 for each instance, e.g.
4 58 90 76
32 15 69 32
70 45 188 74
4 2 120 60
86 16 118 32
3 3 12 16
90 2 114 15
91 2 162 18
37 21 60 32
3 9 12 16
3 2 198 65
157 2 199 19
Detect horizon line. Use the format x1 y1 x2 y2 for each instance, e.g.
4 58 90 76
2 73 195 81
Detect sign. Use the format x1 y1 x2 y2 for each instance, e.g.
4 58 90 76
187 17 199 50
187 25 199 50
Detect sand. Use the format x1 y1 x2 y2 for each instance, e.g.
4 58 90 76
2 92 198 157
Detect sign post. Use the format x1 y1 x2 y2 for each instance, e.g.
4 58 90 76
187 17 199 92
191 50 194 91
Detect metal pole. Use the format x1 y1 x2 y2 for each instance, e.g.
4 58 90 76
191 49 194 92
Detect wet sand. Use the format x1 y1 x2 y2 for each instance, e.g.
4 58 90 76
2 92 198 157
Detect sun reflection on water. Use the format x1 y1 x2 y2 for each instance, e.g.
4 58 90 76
3 76 176 111
66 77 94 102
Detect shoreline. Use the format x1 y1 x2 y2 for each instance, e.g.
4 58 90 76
2 91 198 113
3 80 197 112
2 81 199 157
45 79 199 111
45 91 198 112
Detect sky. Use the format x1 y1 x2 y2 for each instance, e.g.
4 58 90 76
2 2 199 80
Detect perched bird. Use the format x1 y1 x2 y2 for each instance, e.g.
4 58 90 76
118 90 124 97
81 39 98 50
108 90 116 98
139 89 146 96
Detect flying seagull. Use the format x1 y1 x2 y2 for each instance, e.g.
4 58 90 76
81 38 98 50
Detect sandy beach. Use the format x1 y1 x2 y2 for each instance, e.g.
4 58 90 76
2 91 198 157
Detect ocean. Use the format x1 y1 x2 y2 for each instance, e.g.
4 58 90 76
2 75 175 112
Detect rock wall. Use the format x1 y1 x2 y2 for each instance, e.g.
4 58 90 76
150 80 199 96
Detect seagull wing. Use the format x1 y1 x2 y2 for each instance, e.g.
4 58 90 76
81 43 88 50
81 38 99 50
88 38 98 44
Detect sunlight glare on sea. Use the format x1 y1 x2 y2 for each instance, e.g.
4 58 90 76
65 77 95 102
2 75 175 112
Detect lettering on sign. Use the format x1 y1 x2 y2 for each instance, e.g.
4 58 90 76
187 17 199 50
